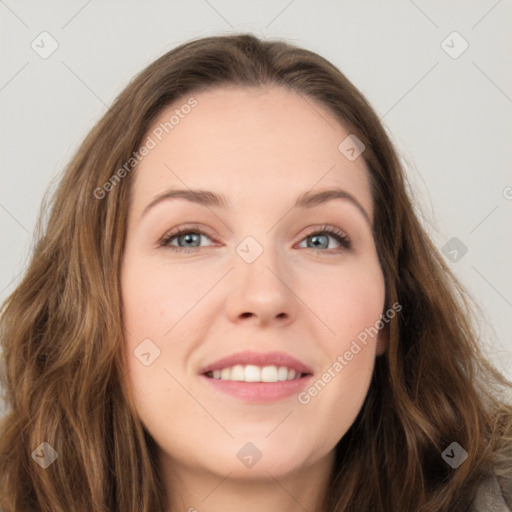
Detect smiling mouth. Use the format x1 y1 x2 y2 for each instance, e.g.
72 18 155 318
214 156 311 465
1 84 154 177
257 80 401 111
204 364 310 383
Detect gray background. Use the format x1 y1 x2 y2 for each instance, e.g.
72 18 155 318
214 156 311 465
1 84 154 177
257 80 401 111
1 0 511 418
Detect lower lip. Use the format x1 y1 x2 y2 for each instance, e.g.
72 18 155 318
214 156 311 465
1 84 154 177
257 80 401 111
200 374 313 402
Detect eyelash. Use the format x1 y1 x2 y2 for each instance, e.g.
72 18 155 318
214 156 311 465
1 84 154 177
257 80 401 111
158 224 351 254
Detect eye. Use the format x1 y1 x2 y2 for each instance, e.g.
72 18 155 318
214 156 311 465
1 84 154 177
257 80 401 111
159 226 215 253
297 225 351 252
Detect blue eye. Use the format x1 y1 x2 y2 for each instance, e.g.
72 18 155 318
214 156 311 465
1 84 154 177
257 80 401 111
159 227 214 253
298 226 351 251
159 224 351 253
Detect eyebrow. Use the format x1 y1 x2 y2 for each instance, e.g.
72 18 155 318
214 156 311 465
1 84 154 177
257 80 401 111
141 187 372 226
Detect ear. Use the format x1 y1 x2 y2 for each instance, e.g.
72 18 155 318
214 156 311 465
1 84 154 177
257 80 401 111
375 323 389 356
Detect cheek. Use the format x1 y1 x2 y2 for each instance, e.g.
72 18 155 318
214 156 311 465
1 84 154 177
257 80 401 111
121 255 213 342
121 254 222 414
300 259 385 346
295 260 384 419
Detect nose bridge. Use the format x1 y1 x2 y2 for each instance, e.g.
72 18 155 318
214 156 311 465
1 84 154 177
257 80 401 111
226 232 296 323
235 232 285 292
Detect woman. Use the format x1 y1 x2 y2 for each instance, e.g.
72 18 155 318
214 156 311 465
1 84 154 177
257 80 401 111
1 33 510 512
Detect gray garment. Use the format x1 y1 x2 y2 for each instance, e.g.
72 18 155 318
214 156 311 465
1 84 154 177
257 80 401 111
470 475 511 512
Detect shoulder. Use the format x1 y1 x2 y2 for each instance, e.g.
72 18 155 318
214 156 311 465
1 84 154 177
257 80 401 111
470 474 512 512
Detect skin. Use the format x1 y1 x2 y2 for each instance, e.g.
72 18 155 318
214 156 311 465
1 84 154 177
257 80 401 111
121 85 387 512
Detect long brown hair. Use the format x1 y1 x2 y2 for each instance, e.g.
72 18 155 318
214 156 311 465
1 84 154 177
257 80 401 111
1 33 510 512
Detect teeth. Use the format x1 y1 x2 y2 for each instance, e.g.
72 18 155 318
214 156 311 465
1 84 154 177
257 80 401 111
231 364 245 381
277 366 289 381
208 364 303 382
261 365 278 382
244 365 261 382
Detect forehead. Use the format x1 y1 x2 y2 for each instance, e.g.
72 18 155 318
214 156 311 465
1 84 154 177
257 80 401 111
130 85 373 218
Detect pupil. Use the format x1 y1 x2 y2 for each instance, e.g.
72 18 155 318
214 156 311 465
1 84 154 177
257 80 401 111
310 235 327 249
180 233 200 247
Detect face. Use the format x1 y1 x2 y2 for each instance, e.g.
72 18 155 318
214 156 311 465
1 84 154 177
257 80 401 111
121 86 387 481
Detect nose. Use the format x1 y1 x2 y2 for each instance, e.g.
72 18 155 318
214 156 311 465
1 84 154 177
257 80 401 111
224 241 298 327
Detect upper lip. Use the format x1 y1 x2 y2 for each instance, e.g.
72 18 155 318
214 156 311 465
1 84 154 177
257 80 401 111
199 350 313 375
